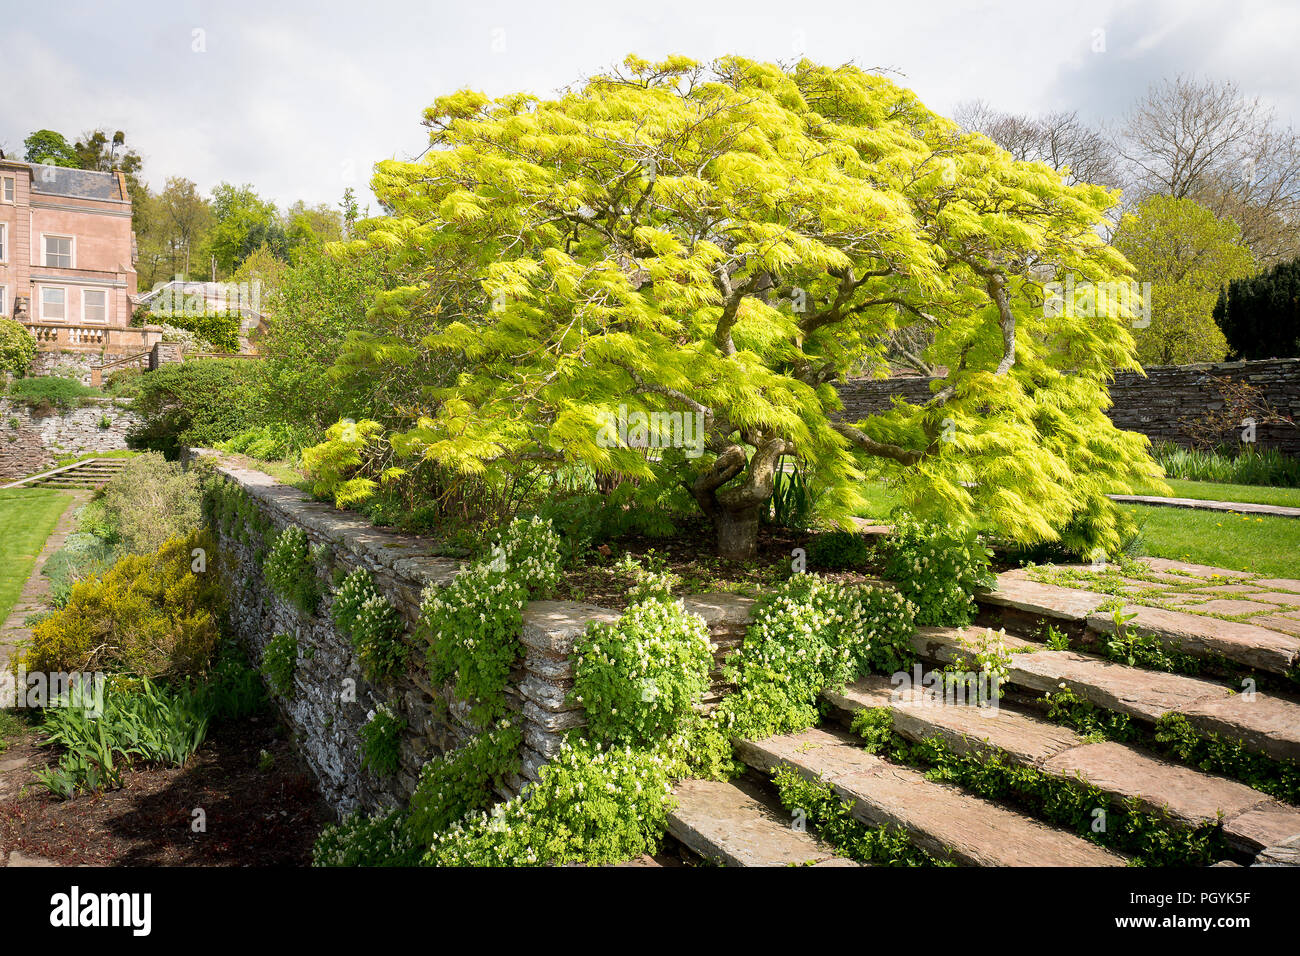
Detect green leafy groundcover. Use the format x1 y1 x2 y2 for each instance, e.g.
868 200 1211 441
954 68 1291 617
313 522 923 866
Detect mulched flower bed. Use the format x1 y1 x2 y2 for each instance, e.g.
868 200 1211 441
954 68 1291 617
552 523 892 610
0 712 329 867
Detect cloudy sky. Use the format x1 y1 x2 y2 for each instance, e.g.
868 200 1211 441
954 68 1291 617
3 0 1297 212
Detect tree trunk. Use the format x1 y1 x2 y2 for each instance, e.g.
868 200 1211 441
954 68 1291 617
714 502 761 562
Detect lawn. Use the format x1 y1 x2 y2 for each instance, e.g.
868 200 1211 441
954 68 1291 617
1134 478 1300 509
1123 503 1300 578
0 488 73 626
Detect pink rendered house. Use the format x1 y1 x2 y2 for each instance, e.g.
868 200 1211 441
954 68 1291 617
0 158 156 365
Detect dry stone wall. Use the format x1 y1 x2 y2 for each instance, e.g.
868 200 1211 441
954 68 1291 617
0 398 138 482
202 453 755 817
835 358 1300 456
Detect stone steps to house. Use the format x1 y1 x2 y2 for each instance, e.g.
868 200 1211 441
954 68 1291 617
666 777 855 867
734 725 1128 866
978 575 1300 676
20 458 128 491
822 675 1300 857
909 625 1300 764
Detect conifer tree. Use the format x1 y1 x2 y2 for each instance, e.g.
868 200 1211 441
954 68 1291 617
334 56 1160 559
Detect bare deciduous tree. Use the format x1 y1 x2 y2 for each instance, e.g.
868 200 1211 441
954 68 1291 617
954 100 1122 191
1119 75 1300 264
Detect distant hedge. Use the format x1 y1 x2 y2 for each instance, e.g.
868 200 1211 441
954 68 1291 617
1214 256 1300 359
133 307 243 353
127 358 267 458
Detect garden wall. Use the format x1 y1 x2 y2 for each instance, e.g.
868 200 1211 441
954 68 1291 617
0 398 138 482
200 453 754 817
835 358 1300 456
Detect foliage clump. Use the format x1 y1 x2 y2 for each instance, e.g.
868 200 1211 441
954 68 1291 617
331 568 408 682
360 703 406 777
20 531 224 680
879 518 994 626
261 631 298 698
263 526 322 614
0 318 37 378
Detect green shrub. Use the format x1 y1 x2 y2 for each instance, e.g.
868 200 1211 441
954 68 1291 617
103 367 144 399
420 516 563 724
94 452 203 555
264 526 321 614
331 568 408 681
313 810 421 867
5 376 101 411
425 741 676 866
216 423 309 462
143 309 242 353
360 703 406 776
573 597 713 749
404 720 523 844
42 531 116 608
807 529 872 570
0 318 36 377
261 632 298 698
127 358 267 458
19 531 224 680
716 574 915 740
879 517 994 626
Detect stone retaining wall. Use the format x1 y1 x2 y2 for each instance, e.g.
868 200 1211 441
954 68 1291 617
202 453 755 817
836 358 1300 456
0 398 138 482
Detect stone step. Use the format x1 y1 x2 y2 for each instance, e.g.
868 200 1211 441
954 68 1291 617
977 574 1300 675
736 726 1127 866
910 626 1300 764
824 675 1300 856
667 778 854 867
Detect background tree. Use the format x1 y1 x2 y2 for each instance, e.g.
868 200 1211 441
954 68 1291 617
23 129 80 167
1214 255 1300 359
0 318 37 378
954 101 1123 191
318 55 1158 560
1118 75 1300 265
1112 195 1255 366
202 183 283 276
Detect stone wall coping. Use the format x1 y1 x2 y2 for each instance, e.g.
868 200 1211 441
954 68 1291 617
198 450 461 592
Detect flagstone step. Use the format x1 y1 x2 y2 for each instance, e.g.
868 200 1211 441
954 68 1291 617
735 726 1127 866
823 675 1300 855
909 626 1300 763
978 575 1300 675
667 778 854 867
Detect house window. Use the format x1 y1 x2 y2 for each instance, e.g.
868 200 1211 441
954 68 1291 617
0 223 6 262
41 287 66 321
1 176 13 203
83 289 107 323
43 235 73 268
0 286 7 317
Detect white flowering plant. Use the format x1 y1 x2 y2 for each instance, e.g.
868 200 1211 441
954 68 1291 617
263 525 322 614
419 517 563 724
424 740 677 866
261 631 298 698
361 702 406 777
404 719 523 843
572 597 713 749
331 568 408 682
879 517 994 626
313 809 420 867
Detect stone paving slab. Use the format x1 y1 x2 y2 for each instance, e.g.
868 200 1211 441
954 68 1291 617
1168 599 1278 617
667 778 850 867
1040 742 1269 829
1139 558 1252 579
826 676 1084 767
825 677 1283 838
737 726 1126 866
1177 693 1300 764
1086 605 1300 675
1224 806 1300 856
979 578 1113 622
911 627 1234 723
1248 592 1300 607
1107 494 1300 518
1253 579 1300 593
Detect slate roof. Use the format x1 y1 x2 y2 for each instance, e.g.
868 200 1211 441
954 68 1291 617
27 163 125 201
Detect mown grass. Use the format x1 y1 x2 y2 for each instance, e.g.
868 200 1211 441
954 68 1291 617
1133 479 1300 509
0 488 73 625
1123 504 1300 578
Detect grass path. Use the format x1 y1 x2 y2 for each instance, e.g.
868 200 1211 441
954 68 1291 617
0 489 74 627
1121 503 1300 578
1136 479 1300 509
